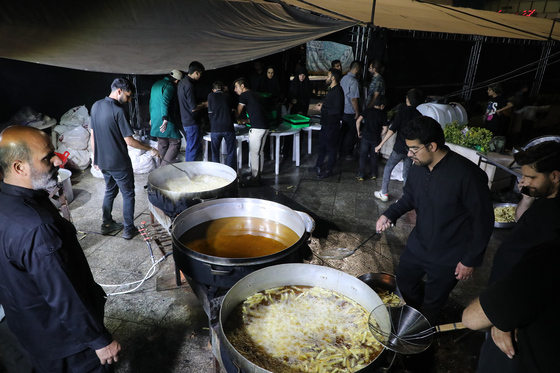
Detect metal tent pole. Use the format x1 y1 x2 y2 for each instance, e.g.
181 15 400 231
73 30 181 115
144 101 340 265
531 39 554 96
461 35 484 101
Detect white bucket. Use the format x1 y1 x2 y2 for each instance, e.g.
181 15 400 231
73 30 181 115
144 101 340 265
57 168 74 203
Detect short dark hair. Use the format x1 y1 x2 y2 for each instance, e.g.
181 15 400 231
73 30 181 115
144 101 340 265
514 141 560 174
188 61 205 75
0 138 30 176
402 116 445 148
488 83 503 95
329 68 343 85
331 59 341 68
349 60 363 71
111 78 135 95
406 88 424 107
212 81 224 91
234 77 248 89
370 60 384 74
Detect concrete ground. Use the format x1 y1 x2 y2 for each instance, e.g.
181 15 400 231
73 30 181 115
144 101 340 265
0 130 515 373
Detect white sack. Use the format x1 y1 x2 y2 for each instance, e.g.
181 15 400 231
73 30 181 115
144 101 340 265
60 105 90 128
390 160 404 181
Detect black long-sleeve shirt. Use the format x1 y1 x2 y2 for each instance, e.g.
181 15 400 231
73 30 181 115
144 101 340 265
320 85 344 127
178 76 198 127
0 182 112 359
383 149 494 267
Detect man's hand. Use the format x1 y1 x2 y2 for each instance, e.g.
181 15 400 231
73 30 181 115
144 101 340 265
150 148 160 158
454 262 474 280
374 144 382 153
491 326 517 359
375 215 392 233
96 340 121 365
160 120 168 133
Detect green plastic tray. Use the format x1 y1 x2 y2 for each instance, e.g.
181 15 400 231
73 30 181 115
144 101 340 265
283 114 310 124
283 121 310 128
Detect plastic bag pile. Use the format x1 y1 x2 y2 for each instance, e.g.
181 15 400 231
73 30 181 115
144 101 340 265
54 105 156 177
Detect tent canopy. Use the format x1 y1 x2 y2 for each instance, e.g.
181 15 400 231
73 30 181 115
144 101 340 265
284 0 560 41
0 0 353 74
0 0 557 75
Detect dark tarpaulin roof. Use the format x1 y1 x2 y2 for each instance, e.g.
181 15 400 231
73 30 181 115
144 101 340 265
0 0 354 74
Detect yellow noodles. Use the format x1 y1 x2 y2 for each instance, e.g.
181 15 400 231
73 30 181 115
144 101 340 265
494 205 516 223
224 286 384 373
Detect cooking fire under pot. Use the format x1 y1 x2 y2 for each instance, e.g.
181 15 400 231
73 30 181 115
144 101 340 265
147 161 238 217
171 198 315 289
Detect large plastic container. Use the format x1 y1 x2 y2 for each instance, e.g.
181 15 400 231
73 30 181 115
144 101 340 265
417 102 468 128
57 168 74 202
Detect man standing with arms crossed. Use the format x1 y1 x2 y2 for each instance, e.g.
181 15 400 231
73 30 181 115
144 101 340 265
178 61 206 162
376 116 494 324
91 78 159 240
0 126 120 372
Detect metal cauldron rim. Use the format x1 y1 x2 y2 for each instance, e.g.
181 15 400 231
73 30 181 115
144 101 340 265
171 198 314 265
218 263 386 373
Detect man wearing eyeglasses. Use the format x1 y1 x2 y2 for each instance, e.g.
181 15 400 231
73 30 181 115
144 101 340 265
375 116 494 324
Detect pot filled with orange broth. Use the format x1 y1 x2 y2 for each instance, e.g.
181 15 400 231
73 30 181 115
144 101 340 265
171 198 315 288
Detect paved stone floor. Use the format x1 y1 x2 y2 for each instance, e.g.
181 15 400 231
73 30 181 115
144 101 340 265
0 132 515 373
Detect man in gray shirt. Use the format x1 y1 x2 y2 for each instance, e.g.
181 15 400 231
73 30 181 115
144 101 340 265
339 60 363 160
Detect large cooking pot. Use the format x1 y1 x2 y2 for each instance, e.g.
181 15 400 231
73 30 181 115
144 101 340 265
218 263 387 373
147 161 238 217
172 198 315 288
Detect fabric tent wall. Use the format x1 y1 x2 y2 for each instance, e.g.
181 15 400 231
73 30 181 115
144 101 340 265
0 0 353 74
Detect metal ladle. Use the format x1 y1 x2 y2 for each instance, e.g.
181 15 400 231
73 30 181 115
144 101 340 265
160 158 193 181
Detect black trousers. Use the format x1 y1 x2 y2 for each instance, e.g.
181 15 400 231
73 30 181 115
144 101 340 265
358 138 379 177
315 124 340 173
340 113 358 157
395 247 459 324
29 348 115 373
477 332 518 373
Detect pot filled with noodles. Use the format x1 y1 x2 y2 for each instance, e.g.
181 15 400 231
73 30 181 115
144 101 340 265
219 263 389 373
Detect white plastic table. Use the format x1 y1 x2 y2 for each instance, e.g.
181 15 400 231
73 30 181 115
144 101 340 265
301 123 321 154
267 124 301 175
203 128 249 174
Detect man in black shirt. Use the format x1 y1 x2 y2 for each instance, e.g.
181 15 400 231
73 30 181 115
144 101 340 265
208 81 237 170
234 77 269 186
0 126 120 372
374 88 423 202
309 68 344 179
91 78 158 240
376 116 494 323
463 239 560 373
178 61 206 162
477 141 560 373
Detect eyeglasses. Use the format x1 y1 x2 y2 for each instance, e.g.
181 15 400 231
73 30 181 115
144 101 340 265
405 145 426 155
